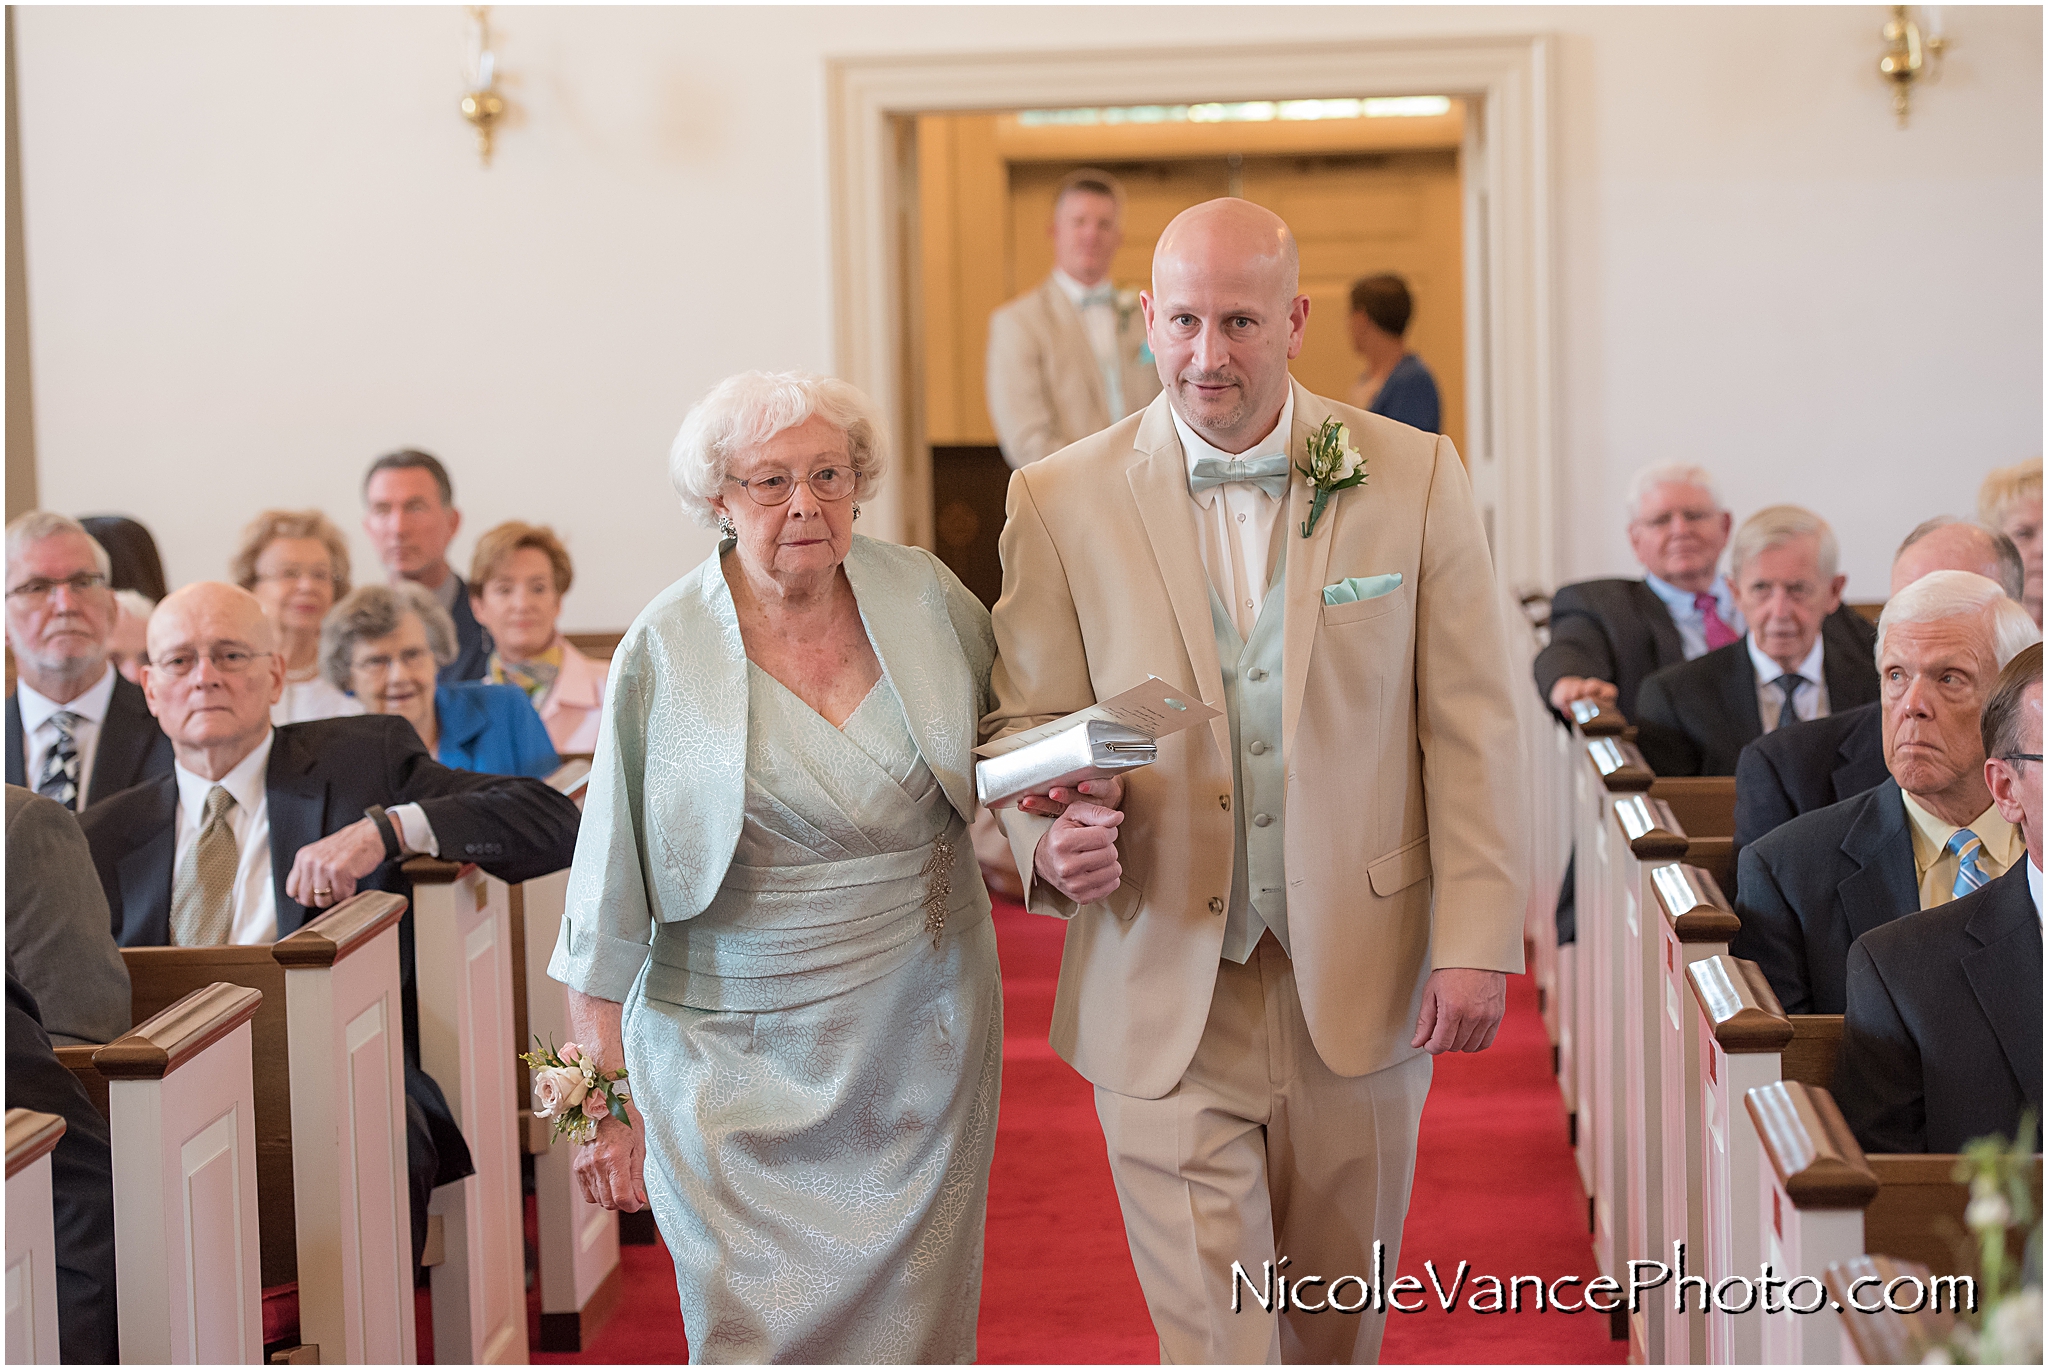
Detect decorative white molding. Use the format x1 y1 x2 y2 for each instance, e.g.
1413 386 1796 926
825 34 1558 589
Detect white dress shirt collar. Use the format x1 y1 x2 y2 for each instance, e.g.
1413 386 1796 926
17 663 116 732
1173 392 1296 503
1747 630 1829 728
173 727 273 823
173 728 278 945
1051 267 1113 305
2029 854 2042 927
1745 630 1825 690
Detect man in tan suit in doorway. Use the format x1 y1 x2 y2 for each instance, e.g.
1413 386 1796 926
983 199 1527 1363
985 168 1163 469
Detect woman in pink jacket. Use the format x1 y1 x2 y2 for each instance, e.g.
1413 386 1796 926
468 521 609 755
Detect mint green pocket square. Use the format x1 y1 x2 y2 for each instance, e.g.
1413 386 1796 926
1322 573 1404 606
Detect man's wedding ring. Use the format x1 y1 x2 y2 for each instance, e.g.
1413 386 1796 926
314 887 333 898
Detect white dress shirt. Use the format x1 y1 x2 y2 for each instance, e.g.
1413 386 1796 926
174 731 279 945
2029 855 2042 926
17 665 117 807
1053 268 1127 421
172 726 442 945
1173 393 1296 642
1747 632 1829 731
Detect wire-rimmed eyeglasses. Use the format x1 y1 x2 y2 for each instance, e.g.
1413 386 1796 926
724 466 855 507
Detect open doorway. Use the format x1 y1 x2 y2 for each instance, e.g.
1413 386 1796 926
911 99 1468 606
827 37 1556 593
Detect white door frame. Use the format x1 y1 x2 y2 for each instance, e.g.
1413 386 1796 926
826 34 1558 591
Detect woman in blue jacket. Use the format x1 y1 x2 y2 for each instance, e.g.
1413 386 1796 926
321 582 559 778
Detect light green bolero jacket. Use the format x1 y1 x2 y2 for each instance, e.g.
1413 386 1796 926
548 535 996 1004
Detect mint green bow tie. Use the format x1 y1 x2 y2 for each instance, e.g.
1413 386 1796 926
1077 285 1115 308
1189 454 1291 500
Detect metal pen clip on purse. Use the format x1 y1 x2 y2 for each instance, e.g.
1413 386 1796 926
973 720 1159 810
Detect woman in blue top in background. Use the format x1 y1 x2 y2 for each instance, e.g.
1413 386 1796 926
1345 272 1442 434
321 582 559 777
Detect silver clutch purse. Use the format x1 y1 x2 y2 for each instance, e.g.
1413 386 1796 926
973 719 1159 810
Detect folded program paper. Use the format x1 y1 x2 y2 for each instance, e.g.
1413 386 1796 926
974 677 1221 809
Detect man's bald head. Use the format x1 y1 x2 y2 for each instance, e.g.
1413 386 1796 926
1142 198 1310 453
1152 198 1301 297
1891 518 2026 599
143 582 284 777
147 582 277 659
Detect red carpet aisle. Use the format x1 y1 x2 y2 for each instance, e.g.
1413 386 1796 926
519 898 1620 1364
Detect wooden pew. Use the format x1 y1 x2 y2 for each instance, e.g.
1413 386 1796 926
1648 775 1737 840
514 762 623 1352
1747 1080 1880 1364
1649 863 1740 1365
1609 791 1692 1361
100 982 266 1362
1562 698 1631 1160
5 1109 67 1364
1822 1255 1956 1365
273 892 420 1364
407 857 530 1364
1574 727 1653 1283
1689 955 1850 1364
59 895 418 1363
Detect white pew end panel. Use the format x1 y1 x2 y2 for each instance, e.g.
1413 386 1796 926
5 1109 67 1365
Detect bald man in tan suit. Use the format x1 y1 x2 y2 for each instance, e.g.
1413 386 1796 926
983 200 1527 1363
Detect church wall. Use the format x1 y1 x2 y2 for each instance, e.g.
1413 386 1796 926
14 6 2040 627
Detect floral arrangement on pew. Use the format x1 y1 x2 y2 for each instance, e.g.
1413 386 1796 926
1925 1113 2040 1364
519 1039 632 1146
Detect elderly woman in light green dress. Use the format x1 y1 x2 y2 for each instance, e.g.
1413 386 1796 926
548 371 1001 1363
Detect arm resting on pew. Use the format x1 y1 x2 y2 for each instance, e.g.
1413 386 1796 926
561 989 647 1214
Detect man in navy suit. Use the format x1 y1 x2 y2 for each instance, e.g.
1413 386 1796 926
1732 517 2027 868
1732 572 2040 1013
1834 643 2041 1154
4 511 172 808
363 449 491 682
1634 505 1880 777
77 581 580 1266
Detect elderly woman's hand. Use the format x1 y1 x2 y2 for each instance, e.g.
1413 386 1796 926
573 1105 650 1212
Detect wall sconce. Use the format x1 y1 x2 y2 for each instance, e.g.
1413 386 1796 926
461 5 507 167
1878 5 1950 128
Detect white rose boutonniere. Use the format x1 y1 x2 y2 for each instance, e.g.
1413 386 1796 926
1296 417 1368 538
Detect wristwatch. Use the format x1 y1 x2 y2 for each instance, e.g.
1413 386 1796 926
364 804 403 862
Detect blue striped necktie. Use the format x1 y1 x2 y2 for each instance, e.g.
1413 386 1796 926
1946 828 1990 900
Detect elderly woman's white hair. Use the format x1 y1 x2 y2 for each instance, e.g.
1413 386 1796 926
669 371 887 530
1623 462 1722 522
320 581 458 691
1730 504 1839 584
1875 569 2041 668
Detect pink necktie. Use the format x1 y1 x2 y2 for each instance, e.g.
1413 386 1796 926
1696 593 1739 651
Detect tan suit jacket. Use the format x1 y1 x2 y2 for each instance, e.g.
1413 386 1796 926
984 382 1527 1099
984 275 1162 468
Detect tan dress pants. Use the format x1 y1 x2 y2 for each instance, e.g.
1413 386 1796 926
1094 933 1432 1364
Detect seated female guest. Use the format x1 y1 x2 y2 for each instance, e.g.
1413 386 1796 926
323 581 558 777
1979 457 2043 626
468 521 609 754
232 509 365 723
549 371 1001 1362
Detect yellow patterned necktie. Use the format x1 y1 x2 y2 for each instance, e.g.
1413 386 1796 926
170 785 238 946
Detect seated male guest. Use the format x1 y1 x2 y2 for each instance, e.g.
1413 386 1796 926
467 522 608 754
362 448 491 681
326 582 559 777
1733 517 2026 866
77 582 582 1265
1536 462 1740 719
5 963 118 1364
1634 505 1879 776
1731 572 2040 1013
5 786 129 1046
5 512 172 808
1834 643 2041 1154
